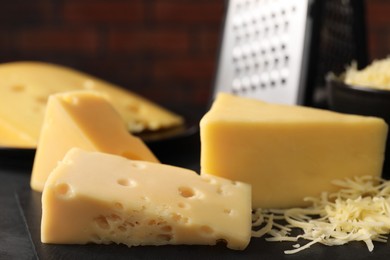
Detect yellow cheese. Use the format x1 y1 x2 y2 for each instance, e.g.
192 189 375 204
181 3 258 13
31 90 158 192
41 148 252 250
200 93 388 209
0 61 183 148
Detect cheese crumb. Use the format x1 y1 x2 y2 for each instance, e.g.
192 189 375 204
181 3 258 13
344 57 390 90
252 175 390 254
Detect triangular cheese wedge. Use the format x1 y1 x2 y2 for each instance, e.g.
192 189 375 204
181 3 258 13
41 148 251 250
31 90 158 192
200 93 388 208
0 61 183 148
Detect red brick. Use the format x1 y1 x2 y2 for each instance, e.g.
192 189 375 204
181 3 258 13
15 28 99 55
63 0 145 24
145 79 212 110
0 30 12 51
0 2 53 26
366 0 390 25
152 57 216 80
152 1 225 25
193 30 221 54
108 29 190 55
367 28 381 60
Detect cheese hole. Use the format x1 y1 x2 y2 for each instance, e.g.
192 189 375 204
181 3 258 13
224 209 232 215
202 177 217 185
118 225 127 232
177 202 188 209
130 161 146 169
200 225 214 234
54 183 73 197
10 85 25 92
108 214 122 222
202 178 211 183
178 187 195 198
216 239 228 246
161 225 172 232
216 186 230 196
117 178 137 187
114 202 124 210
157 234 172 242
171 213 182 222
128 222 136 227
95 216 110 230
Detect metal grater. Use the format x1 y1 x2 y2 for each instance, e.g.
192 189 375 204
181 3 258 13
213 0 316 105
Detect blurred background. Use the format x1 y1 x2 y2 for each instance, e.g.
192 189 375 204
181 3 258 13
0 0 389 114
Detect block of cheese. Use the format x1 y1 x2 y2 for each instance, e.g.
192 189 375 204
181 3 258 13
200 93 388 209
31 90 158 192
0 61 183 148
41 148 252 250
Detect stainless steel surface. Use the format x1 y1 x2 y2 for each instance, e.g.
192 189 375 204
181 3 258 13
214 0 314 105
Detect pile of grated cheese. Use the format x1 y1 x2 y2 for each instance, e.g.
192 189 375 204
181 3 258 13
344 57 390 90
252 175 390 254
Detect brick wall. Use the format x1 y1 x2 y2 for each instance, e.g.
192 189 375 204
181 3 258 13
0 0 388 113
366 0 390 60
0 0 225 114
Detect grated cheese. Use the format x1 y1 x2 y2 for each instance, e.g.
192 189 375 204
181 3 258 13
344 57 390 90
252 175 390 254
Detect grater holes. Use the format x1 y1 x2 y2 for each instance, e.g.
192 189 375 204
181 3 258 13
251 75 261 89
291 5 297 13
241 77 251 90
228 0 298 96
281 77 287 86
232 79 241 93
284 54 290 64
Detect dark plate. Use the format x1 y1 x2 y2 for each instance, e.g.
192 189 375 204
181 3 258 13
0 147 36 169
326 73 390 122
0 121 199 168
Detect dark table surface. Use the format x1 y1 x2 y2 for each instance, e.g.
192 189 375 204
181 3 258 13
1 131 390 260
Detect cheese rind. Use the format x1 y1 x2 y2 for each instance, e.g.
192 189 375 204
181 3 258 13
41 148 252 250
31 90 158 192
200 93 388 209
0 61 183 147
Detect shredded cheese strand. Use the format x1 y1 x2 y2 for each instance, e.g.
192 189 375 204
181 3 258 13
252 176 390 254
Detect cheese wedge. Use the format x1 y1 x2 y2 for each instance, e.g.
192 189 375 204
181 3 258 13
200 93 388 209
0 61 183 148
41 148 252 250
31 90 158 192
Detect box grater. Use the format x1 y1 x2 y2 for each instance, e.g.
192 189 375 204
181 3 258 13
213 0 318 105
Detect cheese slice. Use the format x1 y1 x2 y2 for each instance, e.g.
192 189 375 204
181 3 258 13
0 61 183 148
200 93 388 209
31 90 158 192
41 148 252 250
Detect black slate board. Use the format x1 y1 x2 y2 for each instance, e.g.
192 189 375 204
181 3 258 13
16 188 390 260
